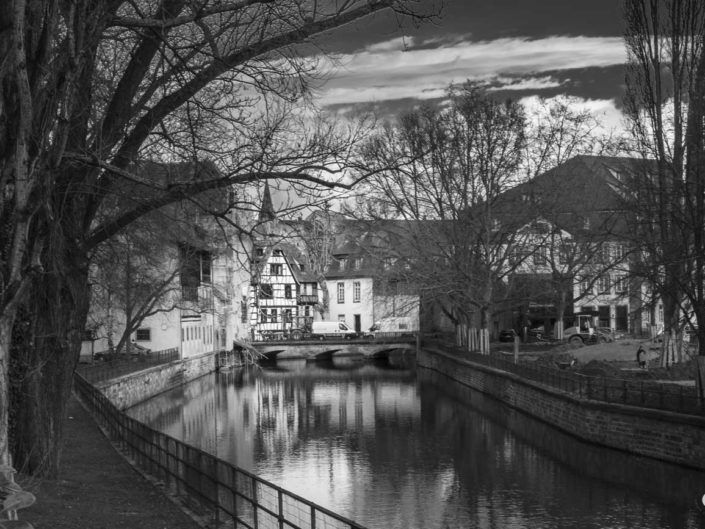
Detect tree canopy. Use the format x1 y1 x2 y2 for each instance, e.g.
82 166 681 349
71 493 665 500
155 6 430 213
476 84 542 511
0 0 434 476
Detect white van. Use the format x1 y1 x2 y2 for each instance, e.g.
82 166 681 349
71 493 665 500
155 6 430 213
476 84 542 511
311 321 358 340
365 317 417 338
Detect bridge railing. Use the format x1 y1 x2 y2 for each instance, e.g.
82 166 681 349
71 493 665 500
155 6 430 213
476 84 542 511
252 332 417 344
73 372 366 529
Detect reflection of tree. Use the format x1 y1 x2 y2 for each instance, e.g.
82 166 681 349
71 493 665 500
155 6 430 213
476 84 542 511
130 366 702 528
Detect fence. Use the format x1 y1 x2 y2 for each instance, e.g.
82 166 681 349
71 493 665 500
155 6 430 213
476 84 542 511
77 347 181 383
447 348 704 416
73 372 365 529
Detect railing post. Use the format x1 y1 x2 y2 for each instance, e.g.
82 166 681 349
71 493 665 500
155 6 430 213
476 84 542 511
278 489 284 529
252 475 259 529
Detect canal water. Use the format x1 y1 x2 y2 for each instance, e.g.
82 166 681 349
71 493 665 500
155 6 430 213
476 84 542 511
127 352 705 529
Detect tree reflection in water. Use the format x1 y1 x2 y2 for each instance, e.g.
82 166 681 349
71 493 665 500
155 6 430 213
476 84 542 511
128 353 705 529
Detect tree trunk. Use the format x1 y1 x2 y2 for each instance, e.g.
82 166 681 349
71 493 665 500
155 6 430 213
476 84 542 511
9 248 90 477
0 318 13 468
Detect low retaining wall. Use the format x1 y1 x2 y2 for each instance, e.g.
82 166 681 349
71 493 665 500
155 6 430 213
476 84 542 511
96 352 217 410
417 347 705 471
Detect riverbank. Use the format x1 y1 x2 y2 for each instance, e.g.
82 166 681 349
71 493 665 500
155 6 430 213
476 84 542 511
417 344 705 470
19 396 203 529
494 336 697 382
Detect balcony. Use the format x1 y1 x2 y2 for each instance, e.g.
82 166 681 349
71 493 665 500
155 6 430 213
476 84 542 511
297 294 318 305
181 284 213 305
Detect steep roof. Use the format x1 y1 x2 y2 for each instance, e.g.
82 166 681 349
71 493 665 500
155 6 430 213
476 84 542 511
258 181 276 223
497 155 656 239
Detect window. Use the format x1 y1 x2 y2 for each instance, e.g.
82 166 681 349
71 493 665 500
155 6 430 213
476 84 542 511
559 243 572 265
337 282 345 303
353 281 361 303
509 247 523 265
270 263 283 275
273 249 283 256
284 309 292 323
581 277 592 295
259 284 273 299
354 258 363 270
597 275 611 294
383 257 396 270
270 309 277 323
533 247 547 266
241 297 247 323
614 275 628 294
284 284 292 299
304 306 310 317
598 244 610 263
338 258 347 271
256 248 264 256
260 310 267 323
614 244 626 261
135 328 151 341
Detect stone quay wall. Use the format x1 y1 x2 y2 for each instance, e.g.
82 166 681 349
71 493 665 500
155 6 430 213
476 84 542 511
96 352 217 410
417 347 705 471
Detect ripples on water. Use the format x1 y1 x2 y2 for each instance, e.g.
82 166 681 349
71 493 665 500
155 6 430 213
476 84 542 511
127 352 705 529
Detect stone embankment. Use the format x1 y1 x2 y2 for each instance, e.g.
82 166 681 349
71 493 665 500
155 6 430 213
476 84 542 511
417 346 705 471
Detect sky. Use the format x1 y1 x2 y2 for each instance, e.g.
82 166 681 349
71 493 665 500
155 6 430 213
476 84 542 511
311 0 629 129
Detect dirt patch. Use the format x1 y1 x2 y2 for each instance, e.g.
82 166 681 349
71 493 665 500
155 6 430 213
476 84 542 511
505 338 698 382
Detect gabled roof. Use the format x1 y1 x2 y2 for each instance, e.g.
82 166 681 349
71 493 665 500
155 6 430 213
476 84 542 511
252 241 319 284
497 155 655 239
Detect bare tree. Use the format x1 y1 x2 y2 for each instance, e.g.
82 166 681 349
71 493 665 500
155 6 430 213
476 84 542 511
356 84 526 351
622 0 705 382
0 0 434 476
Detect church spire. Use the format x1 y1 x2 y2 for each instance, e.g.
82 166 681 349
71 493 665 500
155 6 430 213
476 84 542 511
258 181 275 223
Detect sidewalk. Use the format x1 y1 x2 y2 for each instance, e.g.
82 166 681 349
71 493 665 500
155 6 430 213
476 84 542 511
20 396 203 529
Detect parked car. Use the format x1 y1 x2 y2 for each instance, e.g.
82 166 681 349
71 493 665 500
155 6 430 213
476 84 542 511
364 317 417 338
311 321 358 340
498 329 518 342
529 326 546 340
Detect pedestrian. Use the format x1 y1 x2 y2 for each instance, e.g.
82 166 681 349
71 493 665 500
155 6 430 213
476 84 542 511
636 345 648 369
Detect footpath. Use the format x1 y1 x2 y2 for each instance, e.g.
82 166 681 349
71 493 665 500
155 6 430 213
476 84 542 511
20 396 203 529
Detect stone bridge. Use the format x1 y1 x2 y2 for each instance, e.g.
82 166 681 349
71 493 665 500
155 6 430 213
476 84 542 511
252 338 417 361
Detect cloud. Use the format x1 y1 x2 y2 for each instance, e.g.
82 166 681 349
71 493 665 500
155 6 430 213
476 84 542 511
520 94 627 134
317 35 626 108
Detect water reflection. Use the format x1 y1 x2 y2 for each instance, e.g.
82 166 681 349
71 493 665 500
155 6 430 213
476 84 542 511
128 352 705 529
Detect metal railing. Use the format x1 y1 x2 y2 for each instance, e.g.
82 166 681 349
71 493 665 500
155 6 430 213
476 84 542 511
76 348 180 383
73 372 365 529
432 345 704 416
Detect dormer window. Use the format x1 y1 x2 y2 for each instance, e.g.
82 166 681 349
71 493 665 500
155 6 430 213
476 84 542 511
354 258 362 270
339 258 347 271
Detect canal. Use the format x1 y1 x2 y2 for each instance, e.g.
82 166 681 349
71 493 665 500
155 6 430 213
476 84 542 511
127 352 705 529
